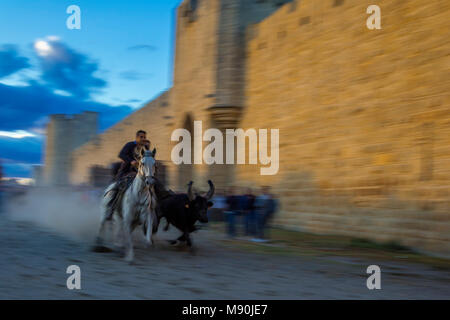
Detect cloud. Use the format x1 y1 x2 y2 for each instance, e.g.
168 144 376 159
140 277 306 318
0 39 138 178
0 130 37 139
127 44 157 51
33 37 106 99
0 44 30 78
125 99 142 103
0 81 135 178
0 82 133 132
119 70 152 81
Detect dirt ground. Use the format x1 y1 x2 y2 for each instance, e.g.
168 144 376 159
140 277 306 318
0 207 449 300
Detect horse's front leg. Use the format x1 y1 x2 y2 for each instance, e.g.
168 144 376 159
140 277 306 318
145 209 154 247
123 206 135 263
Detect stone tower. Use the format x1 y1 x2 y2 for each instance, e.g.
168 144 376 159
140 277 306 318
170 0 292 189
43 111 98 186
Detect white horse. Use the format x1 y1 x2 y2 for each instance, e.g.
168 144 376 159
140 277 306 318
96 148 157 262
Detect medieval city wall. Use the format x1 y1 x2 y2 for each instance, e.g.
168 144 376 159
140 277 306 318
168 0 221 190
66 0 450 256
70 91 172 185
169 0 291 191
238 0 450 255
44 111 98 186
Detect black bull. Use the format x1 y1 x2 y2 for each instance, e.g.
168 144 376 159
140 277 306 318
147 179 215 247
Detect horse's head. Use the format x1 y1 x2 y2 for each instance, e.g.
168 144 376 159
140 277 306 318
138 148 157 186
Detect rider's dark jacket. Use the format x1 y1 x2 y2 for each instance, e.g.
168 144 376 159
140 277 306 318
119 141 137 164
116 141 138 179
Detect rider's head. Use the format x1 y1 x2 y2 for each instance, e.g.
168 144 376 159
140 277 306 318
136 130 146 145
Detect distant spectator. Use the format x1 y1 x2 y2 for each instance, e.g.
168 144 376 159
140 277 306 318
242 188 256 237
209 190 226 222
253 186 278 242
224 187 240 238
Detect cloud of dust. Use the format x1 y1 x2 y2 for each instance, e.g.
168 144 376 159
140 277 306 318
6 188 102 242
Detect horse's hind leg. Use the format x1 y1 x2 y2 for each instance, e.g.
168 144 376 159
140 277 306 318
123 224 134 262
123 210 135 262
96 186 116 246
113 214 124 249
96 208 109 246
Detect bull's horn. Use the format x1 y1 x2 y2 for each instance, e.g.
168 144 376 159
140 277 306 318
187 181 195 201
205 180 215 200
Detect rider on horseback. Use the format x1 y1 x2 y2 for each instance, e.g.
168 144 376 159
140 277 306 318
114 130 150 179
106 130 151 220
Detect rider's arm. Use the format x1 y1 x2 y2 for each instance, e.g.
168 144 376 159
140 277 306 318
118 142 136 164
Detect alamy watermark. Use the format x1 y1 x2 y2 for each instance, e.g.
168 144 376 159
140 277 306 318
66 265 81 290
64 4 381 31
366 265 381 290
171 121 279 176
66 5 81 30
366 5 381 30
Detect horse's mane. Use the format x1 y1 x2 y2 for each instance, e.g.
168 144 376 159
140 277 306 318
134 145 145 161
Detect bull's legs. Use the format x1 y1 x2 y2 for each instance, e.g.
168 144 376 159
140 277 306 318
163 218 170 231
185 232 192 247
175 231 192 247
152 215 160 234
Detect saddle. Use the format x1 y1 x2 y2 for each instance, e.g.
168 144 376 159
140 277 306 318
107 173 136 217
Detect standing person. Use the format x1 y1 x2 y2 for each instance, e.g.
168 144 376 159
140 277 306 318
253 186 278 242
243 188 256 237
224 187 239 239
209 189 226 221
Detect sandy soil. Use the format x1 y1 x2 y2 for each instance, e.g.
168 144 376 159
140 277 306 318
0 208 449 300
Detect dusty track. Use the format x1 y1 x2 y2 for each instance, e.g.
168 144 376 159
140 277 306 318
0 211 449 299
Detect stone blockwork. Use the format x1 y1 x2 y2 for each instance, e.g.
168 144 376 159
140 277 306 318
44 112 98 186
66 0 449 256
238 0 450 256
70 91 172 185
169 0 288 189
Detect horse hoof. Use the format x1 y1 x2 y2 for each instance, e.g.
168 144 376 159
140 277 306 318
168 240 178 246
91 245 113 253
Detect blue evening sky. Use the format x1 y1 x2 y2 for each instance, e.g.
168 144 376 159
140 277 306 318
0 0 182 177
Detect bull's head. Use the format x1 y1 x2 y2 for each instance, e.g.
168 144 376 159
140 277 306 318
139 148 157 186
187 180 215 223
